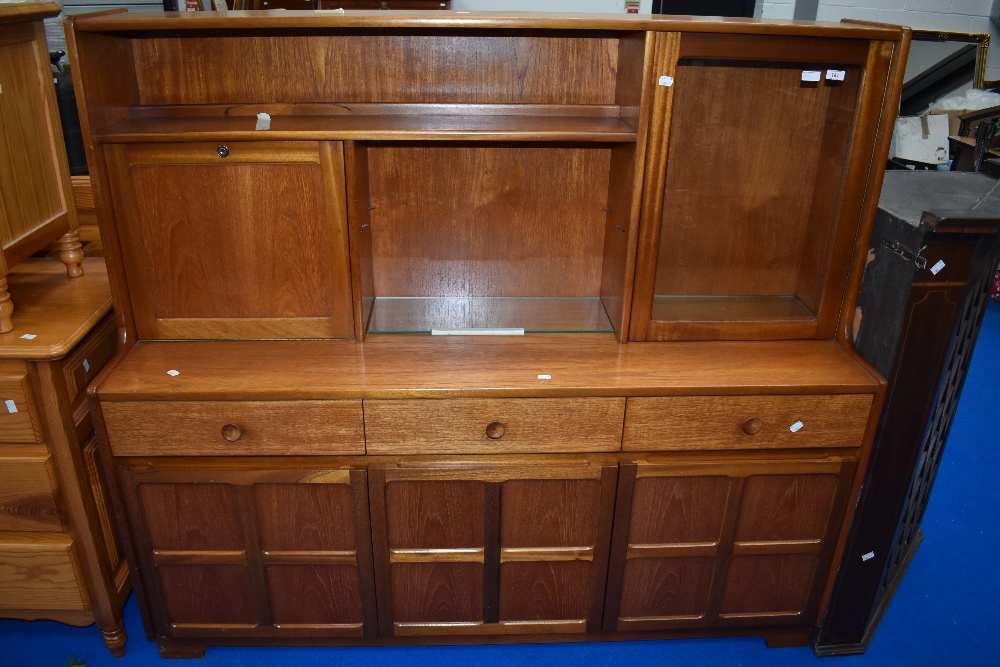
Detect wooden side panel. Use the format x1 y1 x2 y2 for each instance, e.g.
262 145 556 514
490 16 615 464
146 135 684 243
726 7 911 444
133 34 619 106
0 33 64 251
368 145 611 298
0 446 63 532
105 142 354 340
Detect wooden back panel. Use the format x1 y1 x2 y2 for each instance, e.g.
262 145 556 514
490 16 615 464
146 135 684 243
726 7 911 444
368 144 611 297
132 33 620 106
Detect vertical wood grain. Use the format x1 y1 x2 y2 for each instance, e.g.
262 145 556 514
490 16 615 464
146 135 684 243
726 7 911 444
483 482 500 625
350 468 379 637
366 466 394 636
343 141 375 340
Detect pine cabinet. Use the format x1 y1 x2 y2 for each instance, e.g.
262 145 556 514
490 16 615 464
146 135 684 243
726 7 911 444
67 9 909 658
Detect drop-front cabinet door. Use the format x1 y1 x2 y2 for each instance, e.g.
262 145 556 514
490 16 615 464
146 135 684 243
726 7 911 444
368 462 618 637
603 458 856 632
103 141 355 340
117 465 378 639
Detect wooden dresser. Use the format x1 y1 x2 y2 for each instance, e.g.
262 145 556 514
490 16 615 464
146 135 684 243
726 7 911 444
0 257 128 656
66 11 909 658
0 3 85 334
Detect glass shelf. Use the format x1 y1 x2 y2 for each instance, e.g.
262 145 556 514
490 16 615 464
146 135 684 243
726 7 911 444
367 297 614 334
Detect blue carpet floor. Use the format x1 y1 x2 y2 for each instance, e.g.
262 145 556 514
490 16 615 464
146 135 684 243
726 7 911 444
2 300 998 667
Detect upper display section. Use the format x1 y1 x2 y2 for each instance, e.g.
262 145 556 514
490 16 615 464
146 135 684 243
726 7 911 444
67 12 908 342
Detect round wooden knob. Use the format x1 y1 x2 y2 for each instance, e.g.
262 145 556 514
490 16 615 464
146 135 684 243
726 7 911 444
485 421 506 440
221 423 242 442
741 418 762 435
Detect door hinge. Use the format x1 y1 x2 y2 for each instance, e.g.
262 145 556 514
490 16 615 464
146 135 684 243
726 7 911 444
881 239 927 270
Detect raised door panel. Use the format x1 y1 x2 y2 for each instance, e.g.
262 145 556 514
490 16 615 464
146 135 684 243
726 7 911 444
605 459 856 632
0 361 43 443
119 466 376 639
104 142 354 340
369 463 616 637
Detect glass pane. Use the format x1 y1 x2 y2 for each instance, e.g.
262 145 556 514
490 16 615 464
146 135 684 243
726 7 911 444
654 58 862 324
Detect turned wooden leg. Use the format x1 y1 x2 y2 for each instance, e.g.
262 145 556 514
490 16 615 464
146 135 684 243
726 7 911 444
0 278 13 334
101 618 128 658
57 230 85 278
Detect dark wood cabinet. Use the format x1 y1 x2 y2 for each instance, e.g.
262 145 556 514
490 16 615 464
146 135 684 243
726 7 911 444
814 172 1000 655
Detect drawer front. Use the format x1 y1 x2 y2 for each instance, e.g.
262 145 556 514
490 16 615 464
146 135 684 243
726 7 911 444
365 398 625 455
102 400 365 457
60 315 117 410
0 446 63 532
0 361 42 444
0 533 91 611
623 394 873 451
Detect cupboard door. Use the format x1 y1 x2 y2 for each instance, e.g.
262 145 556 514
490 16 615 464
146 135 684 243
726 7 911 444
369 462 617 636
604 458 856 632
104 142 355 340
118 465 377 639
632 33 895 341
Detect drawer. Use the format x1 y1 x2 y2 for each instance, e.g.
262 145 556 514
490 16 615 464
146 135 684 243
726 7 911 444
102 400 365 456
622 394 873 451
0 446 63 532
0 361 43 444
60 315 116 411
0 532 90 611
364 398 625 455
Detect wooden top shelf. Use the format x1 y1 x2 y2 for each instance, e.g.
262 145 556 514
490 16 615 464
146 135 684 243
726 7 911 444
0 258 113 360
97 113 638 143
70 10 904 39
97 337 879 400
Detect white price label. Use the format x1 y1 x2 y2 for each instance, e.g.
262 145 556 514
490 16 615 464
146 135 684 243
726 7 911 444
4 399 17 414
658 75 674 87
167 369 180 377
862 551 875 562
789 421 804 433
83 359 90 373
801 71 822 82
826 69 846 81
930 260 946 275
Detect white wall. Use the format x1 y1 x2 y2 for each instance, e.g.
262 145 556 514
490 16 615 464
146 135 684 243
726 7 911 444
755 0 1000 80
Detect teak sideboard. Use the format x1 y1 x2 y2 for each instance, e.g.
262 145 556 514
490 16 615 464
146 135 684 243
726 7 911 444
66 10 909 658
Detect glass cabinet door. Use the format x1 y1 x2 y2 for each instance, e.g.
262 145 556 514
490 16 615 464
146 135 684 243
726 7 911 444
633 33 891 341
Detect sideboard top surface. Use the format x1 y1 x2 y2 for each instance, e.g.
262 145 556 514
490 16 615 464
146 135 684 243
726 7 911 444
0 257 112 360
68 10 904 39
97 337 879 400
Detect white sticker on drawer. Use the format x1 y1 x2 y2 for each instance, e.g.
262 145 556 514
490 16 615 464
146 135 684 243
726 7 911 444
20 333 36 340
862 550 875 561
658 75 674 87
826 69 846 81
166 369 180 377
537 374 552 380
930 259 946 275
4 399 17 414
802 71 822 82
256 113 271 131
83 359 90 373
789 420 804 433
